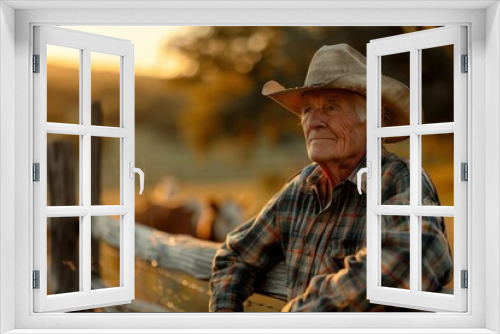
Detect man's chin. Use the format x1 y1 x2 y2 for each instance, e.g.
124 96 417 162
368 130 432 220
307 152 336 164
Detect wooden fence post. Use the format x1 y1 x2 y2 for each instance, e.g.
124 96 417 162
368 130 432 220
91 101 102 276
47 140 79 294
47 101 103 296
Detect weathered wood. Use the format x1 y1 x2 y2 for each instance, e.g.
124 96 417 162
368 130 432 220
91 101 103 277
91 101 103 205
91 216 287 300
47 140 79 294
88 274 172 313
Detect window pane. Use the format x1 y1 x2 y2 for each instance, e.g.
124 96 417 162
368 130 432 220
421 45 454 124
91 52 121 127
380 215 410 290
47 45 80 124
421 216 454 295
380 52 410 128
47 134 80 206
47 217 80 295
421 134 454 206
381 140 410 205
91 216 121 290
91 137 121 205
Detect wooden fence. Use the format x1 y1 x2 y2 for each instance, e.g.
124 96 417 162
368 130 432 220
49 101 287 311
92 216 288 302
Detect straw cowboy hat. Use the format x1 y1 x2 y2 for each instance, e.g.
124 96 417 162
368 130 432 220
262 44 410 143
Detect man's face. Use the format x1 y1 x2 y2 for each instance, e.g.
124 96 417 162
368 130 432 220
301 89 367 166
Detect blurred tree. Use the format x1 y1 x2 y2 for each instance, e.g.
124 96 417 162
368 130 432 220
166 26 449 154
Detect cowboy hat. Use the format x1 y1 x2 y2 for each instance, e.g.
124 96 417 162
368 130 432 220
262 44 410 143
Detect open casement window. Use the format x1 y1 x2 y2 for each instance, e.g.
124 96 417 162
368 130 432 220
364 26 467 312
33 26 142 312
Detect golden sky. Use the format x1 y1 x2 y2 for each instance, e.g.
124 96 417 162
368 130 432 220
50 26 190 78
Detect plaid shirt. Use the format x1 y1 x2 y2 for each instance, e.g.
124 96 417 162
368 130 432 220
209 149 452 312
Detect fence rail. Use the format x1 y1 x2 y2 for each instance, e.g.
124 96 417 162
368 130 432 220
92 216 287 301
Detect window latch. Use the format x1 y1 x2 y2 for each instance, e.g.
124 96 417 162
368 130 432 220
356 161 371 195
129 162 145 195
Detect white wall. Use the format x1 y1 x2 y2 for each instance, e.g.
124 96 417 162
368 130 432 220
0 2 16 333
3 4 497 332
486 2 500 333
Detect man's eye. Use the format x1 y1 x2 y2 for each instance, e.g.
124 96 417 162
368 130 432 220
326 105 344 114
302 106 312 114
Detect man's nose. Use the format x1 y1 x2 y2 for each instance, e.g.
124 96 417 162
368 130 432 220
307 109 327 127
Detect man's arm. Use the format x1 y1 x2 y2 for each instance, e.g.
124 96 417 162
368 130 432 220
209 194 285 312
282 169 452 312
281 216 411 312
283 218 451 312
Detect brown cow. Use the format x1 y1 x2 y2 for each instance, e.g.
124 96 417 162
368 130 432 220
136 177 243 241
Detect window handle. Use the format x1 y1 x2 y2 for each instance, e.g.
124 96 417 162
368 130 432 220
356 162 371 195
129 162 145 195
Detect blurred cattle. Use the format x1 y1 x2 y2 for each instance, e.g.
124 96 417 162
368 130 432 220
135 177 243 242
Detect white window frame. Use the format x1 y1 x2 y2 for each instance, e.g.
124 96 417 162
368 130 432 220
0 2 498 333
366 26 468 312
33 25 136 313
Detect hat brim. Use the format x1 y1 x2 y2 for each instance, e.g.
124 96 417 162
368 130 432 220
262 74 410 143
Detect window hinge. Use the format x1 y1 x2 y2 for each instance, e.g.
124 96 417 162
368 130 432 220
461 162 468 181
461 54 468 73
461 270 468 289
33 270 40 289
33 163 40 182
33 54 40 73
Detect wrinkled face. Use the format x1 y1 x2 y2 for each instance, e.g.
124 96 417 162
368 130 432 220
301 89 367 165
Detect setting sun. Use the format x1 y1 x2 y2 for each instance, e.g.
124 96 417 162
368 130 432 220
51 26 191 78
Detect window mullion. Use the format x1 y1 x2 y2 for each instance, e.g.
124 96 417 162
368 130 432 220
122 50 135 294
373 123 454 138
82 47 92 294
416 47 424 293
409 47 420 295
413 123 454 135
82 47 91 208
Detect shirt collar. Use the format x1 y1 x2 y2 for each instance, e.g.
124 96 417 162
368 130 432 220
305 157 366 192
305 164 325 186
305 146 390 194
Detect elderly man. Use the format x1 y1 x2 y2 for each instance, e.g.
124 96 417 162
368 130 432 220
209 44 452 312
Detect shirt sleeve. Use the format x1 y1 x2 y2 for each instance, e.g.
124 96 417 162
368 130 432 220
209 189 286 312
282 163 452 312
